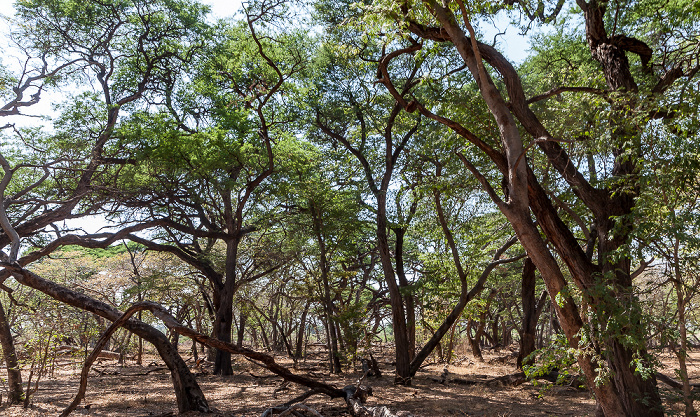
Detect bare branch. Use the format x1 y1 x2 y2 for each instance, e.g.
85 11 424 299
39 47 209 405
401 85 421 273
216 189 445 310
527 86 608 104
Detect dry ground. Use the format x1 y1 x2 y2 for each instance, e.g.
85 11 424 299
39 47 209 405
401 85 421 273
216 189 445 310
0 345 695 417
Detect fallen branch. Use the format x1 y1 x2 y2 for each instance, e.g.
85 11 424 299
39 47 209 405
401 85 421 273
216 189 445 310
62 301 415 417
434 372 527 387
249 370 278 379
91 367 120 376
277 404 325 416
261 390 324 417
130 367 169 376
655 372 700 392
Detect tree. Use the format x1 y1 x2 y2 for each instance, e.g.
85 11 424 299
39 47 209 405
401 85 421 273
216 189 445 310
310 17 525 382
282 142 376 372
88 3 309 375
359 0 700 414
408 149 524 374
635 123 700 416
0 0 214 410
312 38 424 383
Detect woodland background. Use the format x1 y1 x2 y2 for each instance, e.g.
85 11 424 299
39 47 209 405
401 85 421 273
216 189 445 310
0 0 699 416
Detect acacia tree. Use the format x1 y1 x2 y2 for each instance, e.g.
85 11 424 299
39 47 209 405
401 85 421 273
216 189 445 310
411 153 523 375
278 150 360 373
312 39 425 383
0 0 214 410
635 124 700 416
100 7 308 374
281 144 378 373
311 20 530 382
359 0 700 415
0 14 98 403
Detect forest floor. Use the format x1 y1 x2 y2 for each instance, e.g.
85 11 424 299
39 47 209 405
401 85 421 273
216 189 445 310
0 344 695 417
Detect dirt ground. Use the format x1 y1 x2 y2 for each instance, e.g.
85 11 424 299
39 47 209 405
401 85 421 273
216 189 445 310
0 345 695 417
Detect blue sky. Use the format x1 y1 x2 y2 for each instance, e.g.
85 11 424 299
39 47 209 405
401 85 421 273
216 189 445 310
1 0 529 61
0 0 529 234
0 0 530 126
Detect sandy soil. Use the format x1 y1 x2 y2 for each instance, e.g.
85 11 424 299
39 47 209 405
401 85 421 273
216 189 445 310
0 346 694 417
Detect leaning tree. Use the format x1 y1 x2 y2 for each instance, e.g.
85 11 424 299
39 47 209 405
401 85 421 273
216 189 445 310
348 0 700 415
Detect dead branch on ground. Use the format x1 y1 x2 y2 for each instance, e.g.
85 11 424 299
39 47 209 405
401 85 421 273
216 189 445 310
655 372 700 392
62 301 414 417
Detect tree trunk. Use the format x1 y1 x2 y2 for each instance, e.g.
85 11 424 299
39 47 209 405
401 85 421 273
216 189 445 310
393 228 416 361
258 316 271 351
491 313 500 348
322 315 341 373
137 310 143 366
236 312 247 347
518 258 537 368
470 324 484 362
212 295 234 375
470 290 495 362
295 301 310 360
311 202 342 374
0 299 23 404
673 237 696 416
212 237 240 375
377 207 411 384
10 267 209 413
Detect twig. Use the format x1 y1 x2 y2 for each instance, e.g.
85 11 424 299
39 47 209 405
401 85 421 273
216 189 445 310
261 390 324 417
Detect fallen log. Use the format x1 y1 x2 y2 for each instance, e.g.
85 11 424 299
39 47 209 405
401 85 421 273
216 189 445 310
430 369 527 387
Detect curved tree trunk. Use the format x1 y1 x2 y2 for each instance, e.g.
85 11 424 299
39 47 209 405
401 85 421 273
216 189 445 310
9 266 209 413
